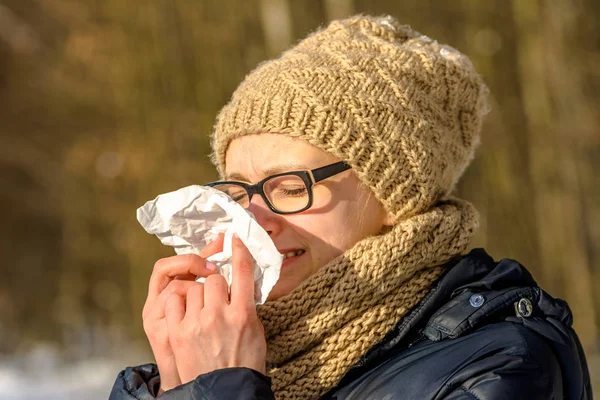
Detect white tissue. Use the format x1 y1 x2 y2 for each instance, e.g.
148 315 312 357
136 185 283 304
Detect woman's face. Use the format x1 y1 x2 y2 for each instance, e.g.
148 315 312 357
225 134 392 300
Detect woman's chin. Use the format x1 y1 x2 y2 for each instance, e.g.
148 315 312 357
265 255 315 301
266 274 303 301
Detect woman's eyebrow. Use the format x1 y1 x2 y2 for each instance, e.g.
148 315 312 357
263 163 309 176
226 163 309 181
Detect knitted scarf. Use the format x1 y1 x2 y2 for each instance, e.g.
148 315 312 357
256 198 479 399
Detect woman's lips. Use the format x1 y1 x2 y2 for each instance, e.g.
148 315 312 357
279 249 306 268
281 253 304 268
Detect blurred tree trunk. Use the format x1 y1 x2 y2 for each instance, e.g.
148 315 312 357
511 0 598 347
323 0 355 21
259 0 292 57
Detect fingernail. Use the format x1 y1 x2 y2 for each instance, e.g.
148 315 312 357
206 262 217 271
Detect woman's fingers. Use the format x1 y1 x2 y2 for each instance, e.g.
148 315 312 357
147 280 198 319
203 274 230 308
174 273 198 281
165 236 267 382
147 253 216 303
199 233 225 258
142 240 223 397
183 284 205 323
165 293 186 329
147 234 225 302
230 235 256 307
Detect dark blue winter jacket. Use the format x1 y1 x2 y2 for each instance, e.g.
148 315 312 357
110 249 592 399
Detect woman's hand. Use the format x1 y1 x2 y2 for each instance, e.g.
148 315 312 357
142 235 224 394
165 235 267 384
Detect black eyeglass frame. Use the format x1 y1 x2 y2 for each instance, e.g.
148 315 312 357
204 161 351 215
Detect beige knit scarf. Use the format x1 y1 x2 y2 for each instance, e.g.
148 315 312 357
256 198 478 399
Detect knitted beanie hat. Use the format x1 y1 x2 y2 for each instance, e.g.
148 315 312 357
211 15 489 221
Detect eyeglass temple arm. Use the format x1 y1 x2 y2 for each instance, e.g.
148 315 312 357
310 162 351 183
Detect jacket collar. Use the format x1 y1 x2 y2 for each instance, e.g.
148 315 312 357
424 249 537 341
335 248 575 389
423 248 574 341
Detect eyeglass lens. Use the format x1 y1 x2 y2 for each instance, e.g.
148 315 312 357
211 174 310 213
263 175 309 212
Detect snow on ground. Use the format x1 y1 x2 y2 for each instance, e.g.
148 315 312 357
0 344 148 400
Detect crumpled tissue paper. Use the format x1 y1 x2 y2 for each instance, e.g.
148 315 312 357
136 185 283 304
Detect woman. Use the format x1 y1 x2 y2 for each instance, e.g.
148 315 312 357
110 15 591 399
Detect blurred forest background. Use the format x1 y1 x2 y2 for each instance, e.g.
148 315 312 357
0 0 598 397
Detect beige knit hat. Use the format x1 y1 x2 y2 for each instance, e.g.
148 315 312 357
211 15 489 221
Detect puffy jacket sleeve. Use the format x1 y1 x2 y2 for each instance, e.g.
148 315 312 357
109 363 275 400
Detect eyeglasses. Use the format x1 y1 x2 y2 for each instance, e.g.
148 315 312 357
204 161 351 215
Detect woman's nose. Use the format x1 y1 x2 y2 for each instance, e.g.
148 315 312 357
246 195 281 236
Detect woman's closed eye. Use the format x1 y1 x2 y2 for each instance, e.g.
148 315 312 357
270 185 307 198
232 193 247 202
280 187 307 197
